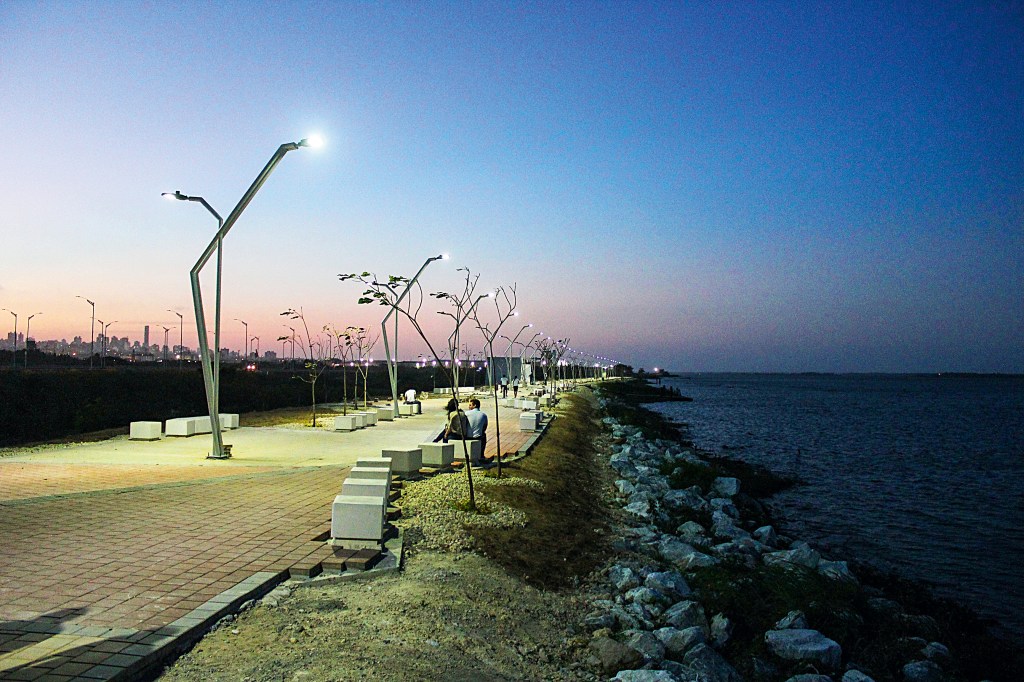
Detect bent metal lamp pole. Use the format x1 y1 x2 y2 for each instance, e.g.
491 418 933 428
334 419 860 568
75 296 95 368
1 309 16 369
24 312 41 368
168 135 322 460
381 253 448 418
167 309 183 369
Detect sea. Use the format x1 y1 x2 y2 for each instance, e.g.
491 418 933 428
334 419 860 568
648 373 1024 638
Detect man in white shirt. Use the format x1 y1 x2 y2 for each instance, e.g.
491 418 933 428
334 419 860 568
464 397 488 459
403 388 421 412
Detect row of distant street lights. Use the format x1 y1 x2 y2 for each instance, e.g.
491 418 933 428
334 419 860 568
1 308 42 369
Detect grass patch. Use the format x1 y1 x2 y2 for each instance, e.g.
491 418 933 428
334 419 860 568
453 499 493 514
465 392 612 590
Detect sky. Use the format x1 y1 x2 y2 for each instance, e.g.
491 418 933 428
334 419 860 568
1 1 1021 373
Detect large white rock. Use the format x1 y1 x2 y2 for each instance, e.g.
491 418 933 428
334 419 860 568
129 421 162 441
764 628 841 670
330 494 386 541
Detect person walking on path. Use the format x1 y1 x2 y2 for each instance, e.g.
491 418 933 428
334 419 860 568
465 397 489 458
434 397 468 443
500 375 509 398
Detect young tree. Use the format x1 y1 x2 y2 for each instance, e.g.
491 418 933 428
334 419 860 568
469 284 517 478
353 326 379 408
340 266 486 511
325 324 359 415
279 308 329 427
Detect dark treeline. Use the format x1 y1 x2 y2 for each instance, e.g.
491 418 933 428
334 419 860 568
0 362 468 447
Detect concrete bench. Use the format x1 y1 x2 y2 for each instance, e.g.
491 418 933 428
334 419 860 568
165 417 196 437
419 442 455 468
331 494 387 545
522 400 538 410
356 410 378 426
381 447 422 476
351 413 368 428
342 476 390 500
520 411 541 432
219 413 239 429
376 406 395 421
129 421 162 441
357 457 393 472
538 395 551 407
449 439 483 465
398 403 420 416
333 415 361 431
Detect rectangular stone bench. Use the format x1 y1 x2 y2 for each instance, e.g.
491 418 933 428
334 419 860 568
419 442 455 468
333 415 362 431
342 476 390 499
330 494 387 547
219 413 239 429
357 457 394 472
381 447 422 476
375 406 395 421
129 421 162 441
398 403 420 416
165 417 196 437
356 410 378 426
449 439 483 465
520 411 541 432
522 399 538 410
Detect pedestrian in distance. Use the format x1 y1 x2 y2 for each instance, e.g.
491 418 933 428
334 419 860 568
500 375 509 398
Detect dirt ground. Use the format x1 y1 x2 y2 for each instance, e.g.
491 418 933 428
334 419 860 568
158 393 609 682
158 551 597 682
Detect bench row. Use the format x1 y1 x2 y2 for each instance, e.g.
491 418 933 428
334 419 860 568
129 415 240 440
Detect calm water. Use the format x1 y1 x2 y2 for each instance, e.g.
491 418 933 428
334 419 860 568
650 373 1024 636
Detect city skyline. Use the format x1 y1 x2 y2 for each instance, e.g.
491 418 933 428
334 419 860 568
1 3 1021 373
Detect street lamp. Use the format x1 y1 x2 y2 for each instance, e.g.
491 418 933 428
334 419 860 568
161 326 171 363
288 326 296 365
168 134 322 459
251 336 260 364
1 309 16 368
381 252 448 418
234 319 248 361
167 309 183 369
75 296 95 369
24 312 41 368
101 320 116 367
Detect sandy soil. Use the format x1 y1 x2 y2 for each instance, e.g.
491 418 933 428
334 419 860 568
158 550 598 682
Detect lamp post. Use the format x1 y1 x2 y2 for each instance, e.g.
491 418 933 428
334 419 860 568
381 253 448 417
235 319 248 361
501 322 531 389
288 326 296 366
161 326 171 363
102 321 116 367
24 312 41 368
75 296 95 368
252 335 260 363
1 309 16 368
167 310 183 369
168 134 322 460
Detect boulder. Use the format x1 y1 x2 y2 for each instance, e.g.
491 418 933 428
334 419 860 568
624 629 666 663
590 636 643 676
709 498 739 518
609 565 641 592
753 525 779 547
625 586 667 608
612 671 679 682
921 641 950 662
902 660 945 682
784 676 833 682
583 610 616 632
616 479 637 496
764 543 821 570
625 497 654 520
681 643 743 682
712 476 741 497
662 487 707 512
774 610 809 630
645 571 692 600
658 537 699 565
710 613 733 648
764 628 842 670
842 671 877 682
675 520 709 546
654 626 705 659
818 559 858 584
661 600 709 633
623 602 659 630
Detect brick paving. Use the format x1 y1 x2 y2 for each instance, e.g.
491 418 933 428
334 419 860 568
0 403 546 681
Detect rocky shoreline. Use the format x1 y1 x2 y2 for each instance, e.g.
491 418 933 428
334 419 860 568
580 385 1007 682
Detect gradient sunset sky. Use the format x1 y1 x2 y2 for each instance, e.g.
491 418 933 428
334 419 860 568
1 1 1021 372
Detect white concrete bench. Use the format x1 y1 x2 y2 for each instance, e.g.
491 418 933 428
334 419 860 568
356 410 378 426
342 476 390 499
381 447 422 475
330 494 387 546
129 421 162 441
522 400 538 410
333 415 361 431
538 395 551 407
165 417 196 437
357 457 393 472
520 411 541 432
376 406 395 421
419 442 455 467
449 439 483 465
398 403 420 416
219 413 239 429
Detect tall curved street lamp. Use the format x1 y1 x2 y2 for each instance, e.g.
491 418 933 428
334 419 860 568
167 309 183 369
168 135 322 459
381 253 448 417
24 312 41 368
101 320 116 367
1 309 16 368
75 296 95 368
235 319 248 360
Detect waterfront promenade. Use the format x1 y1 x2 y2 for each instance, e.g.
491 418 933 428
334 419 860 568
0 398 532 681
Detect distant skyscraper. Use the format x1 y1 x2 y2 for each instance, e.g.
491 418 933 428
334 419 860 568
144 325 149 347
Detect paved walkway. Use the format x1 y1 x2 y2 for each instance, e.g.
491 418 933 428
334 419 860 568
0 396 538 681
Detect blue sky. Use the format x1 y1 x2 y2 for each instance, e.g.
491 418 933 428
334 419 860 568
1 1 1021 372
